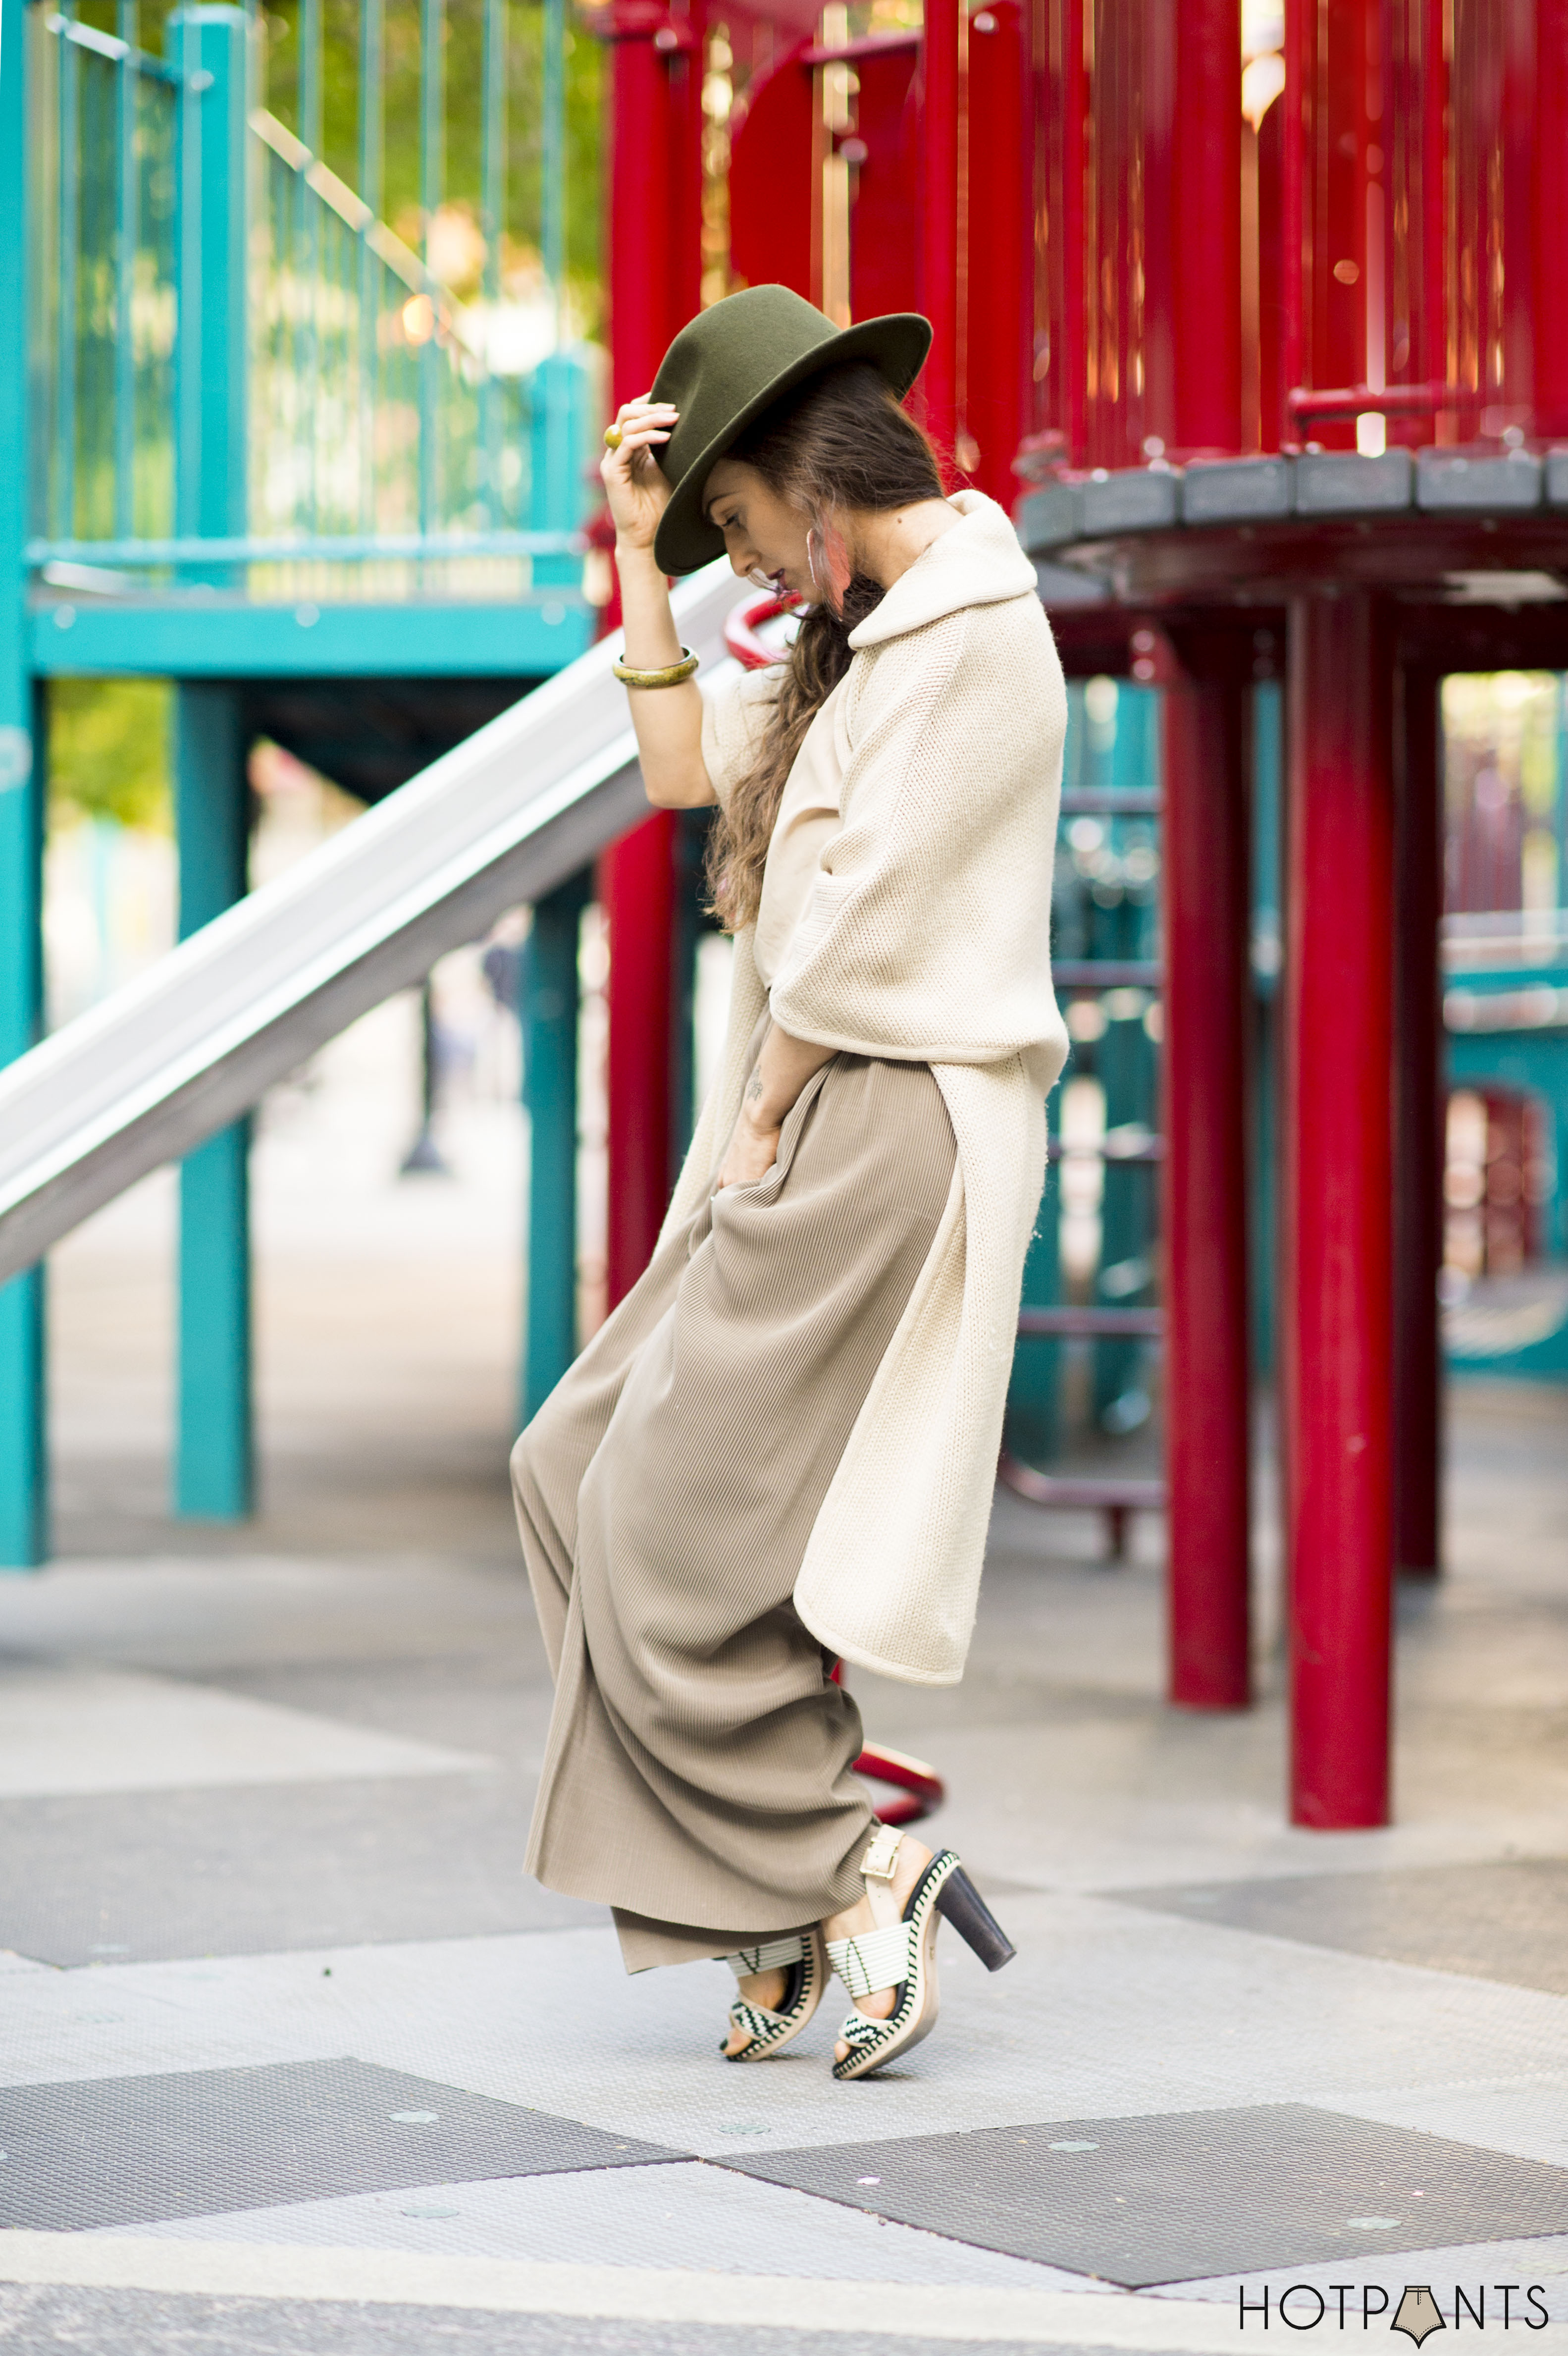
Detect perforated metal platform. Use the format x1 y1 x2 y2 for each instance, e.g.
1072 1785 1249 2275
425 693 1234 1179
723 2105 1568 2286
1116 1861 1568 1996
0 2059 685 2231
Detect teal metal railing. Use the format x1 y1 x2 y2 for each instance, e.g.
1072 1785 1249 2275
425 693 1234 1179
26 0 591 602
29 6 180 548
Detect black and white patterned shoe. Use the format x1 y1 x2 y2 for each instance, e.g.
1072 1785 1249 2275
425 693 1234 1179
718 1926 828 2062
827 1829 1016 2083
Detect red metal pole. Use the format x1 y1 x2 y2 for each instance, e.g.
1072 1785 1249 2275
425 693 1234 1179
1280 0 1308 430
964 0 1028 498
1393 666 1443 1579
1161 634 1252 1709
1284 590 1396 1830
1171 0 1243 455
602 809 678 1304
1535 0 1568 435
917 0 964 457
1420 0 1448 403
1059 0 1086 466
605 17 673 418
598 1 698 1311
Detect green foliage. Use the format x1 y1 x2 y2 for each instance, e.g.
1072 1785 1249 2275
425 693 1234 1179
48 679 173 834
261 0 603 327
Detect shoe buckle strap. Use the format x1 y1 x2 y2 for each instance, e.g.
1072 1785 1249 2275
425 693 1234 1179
860 1825 903 1882
860 1825 904 1925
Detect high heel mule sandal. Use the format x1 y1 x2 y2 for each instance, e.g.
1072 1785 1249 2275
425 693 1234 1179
718 1926 828 2062
826 1825 1016 2082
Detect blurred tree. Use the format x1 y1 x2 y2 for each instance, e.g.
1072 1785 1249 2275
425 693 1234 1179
48 680 173 833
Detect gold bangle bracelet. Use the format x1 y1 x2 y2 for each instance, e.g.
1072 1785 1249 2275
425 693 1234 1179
613 647 699 689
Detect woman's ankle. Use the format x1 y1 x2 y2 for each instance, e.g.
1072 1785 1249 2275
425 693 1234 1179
824 1831 933 1945
735 1966 788 2011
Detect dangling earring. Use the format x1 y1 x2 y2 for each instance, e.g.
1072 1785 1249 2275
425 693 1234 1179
808 518 851 612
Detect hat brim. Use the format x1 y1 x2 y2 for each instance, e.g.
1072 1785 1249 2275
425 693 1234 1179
651 313 933 577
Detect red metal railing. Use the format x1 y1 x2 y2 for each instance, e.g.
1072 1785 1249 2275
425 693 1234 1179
723 589 798 670
830 1663 945 1827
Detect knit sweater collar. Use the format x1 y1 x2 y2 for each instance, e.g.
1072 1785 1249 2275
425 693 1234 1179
845 490 1038 650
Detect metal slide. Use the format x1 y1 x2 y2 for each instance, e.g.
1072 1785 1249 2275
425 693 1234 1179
0 562 742 1286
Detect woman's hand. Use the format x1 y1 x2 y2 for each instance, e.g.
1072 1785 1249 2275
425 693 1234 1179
717 1100 783 1191
715 1026 836 1190
601 397 679 553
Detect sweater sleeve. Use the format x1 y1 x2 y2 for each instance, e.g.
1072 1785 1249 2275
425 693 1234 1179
699 666 781 811
769 596 1069 1075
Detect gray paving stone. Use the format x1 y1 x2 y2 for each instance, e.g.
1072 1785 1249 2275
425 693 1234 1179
722 2107 1568 2287
132 2158 1086 2291
0 2286 1074 2356
0 1775 603 1968
1114 1859 1568 1995
0 2059 684 2231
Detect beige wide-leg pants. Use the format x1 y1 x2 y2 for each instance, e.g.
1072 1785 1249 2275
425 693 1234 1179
511 1049 955 1973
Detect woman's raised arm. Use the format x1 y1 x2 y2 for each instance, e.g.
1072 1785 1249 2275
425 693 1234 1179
602 399 716 811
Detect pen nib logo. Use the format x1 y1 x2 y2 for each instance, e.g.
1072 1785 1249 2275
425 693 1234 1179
1392 2287 1447 2346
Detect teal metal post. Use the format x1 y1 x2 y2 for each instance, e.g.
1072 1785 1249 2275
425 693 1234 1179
529 348 587 594
170 7 253 1519
522 871 591 1426
114 0 140 537
57 0 80 540
0 0 48 1567
670 809 710 1167
175 686 253 1517
170 8 249 562
1093 684 1160 1430
1005 1173 1064 1470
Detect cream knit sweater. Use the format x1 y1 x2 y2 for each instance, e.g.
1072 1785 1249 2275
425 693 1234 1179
664 492 1069 1685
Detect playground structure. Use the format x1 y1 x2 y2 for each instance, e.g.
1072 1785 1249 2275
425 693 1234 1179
3 0 598 1547
2 0 1567 1837
589 0 1568 1831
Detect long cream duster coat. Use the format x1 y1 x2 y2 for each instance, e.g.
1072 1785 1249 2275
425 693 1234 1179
670 492 1070 1687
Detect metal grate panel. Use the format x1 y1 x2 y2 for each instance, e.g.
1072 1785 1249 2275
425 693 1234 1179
0 2058 686 2231
722 2106 1568 2287
1116 1861 1568 1996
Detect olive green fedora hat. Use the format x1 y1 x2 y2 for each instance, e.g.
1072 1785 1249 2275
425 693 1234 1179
648 285 932 576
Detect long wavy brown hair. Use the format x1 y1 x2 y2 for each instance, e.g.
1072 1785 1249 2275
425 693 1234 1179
703 362 945 932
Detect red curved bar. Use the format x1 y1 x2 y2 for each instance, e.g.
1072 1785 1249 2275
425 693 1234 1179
723 590 799 671
853 1740 947 1828
828 1660 946 1827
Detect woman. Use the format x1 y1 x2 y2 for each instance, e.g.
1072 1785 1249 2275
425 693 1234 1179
512 284 1068 2081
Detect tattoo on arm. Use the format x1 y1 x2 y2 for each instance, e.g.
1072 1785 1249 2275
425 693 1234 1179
744 1074 764 1108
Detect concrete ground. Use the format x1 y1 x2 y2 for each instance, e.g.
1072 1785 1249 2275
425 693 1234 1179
3 1017 1568 2355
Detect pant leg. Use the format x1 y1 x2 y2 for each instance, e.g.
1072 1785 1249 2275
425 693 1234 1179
523 1054 956 1965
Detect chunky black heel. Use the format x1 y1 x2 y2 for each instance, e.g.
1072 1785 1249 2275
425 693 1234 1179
933 1866 1016 1971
